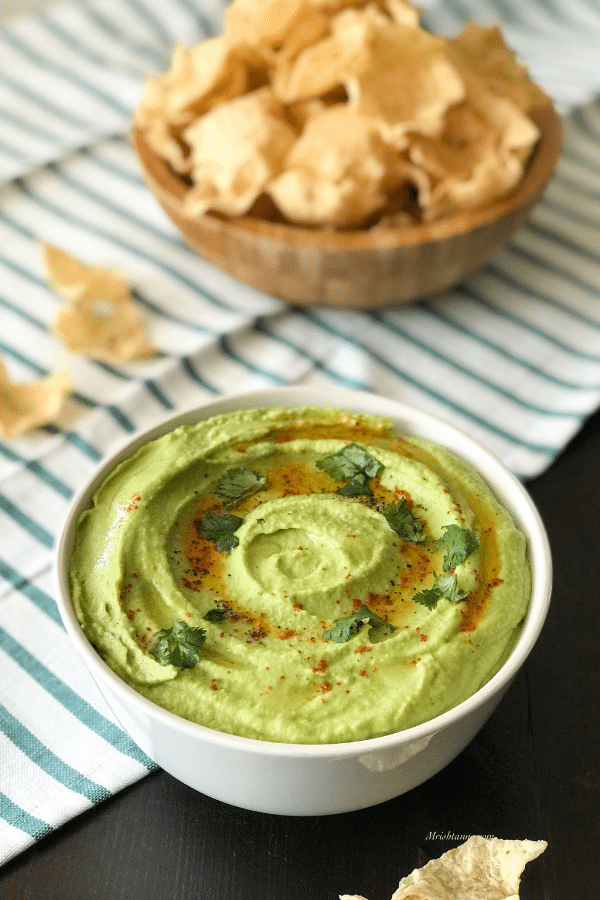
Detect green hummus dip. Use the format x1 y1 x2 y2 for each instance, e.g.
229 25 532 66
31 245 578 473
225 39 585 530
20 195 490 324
70 406 531 744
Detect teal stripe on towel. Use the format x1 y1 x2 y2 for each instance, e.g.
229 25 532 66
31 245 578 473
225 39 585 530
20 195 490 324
0 792 52 841
0 628 155 769
0 704 111 804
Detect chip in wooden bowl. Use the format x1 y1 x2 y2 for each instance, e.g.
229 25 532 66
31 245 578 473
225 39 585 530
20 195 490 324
133 102 560 308
132 0 562 308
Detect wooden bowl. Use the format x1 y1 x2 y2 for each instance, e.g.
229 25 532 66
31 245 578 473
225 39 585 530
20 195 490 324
132 103 562 309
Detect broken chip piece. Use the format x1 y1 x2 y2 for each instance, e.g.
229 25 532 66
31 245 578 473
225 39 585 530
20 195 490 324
0 358 72 439
43 243 156 363
181 87 297 217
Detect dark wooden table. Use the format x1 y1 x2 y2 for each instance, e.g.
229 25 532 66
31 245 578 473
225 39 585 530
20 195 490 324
2 406 599 900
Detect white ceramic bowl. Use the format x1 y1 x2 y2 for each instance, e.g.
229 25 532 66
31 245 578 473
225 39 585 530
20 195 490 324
54 387 552 816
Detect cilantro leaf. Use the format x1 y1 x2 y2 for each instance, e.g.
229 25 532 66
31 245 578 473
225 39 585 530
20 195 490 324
435 571 469 604
150 620 207 669
413 571 469 609
323 603 394 643
336 474 373 496
412 586 442 610
384 498 426 542
435 524 479 572
198 511 243 552
216 467 267 505
316 443 383 496
414 525 478 606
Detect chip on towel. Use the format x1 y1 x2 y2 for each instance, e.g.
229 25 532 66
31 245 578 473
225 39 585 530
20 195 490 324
0 359 72 439
43 243 156 363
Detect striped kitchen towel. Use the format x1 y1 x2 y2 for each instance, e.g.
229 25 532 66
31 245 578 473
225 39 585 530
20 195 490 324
1 0 600 865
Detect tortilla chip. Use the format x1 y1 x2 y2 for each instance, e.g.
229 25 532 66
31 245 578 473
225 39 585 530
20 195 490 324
43 242 130 304
133 0 547 228
0 359 72 438
272 7 371 103
339 836 546 900
447 22 548 115
270 6 332 100
283 104 396 182
182 87 297 217
275 12 465 139
134 39 269 174
310 0 417 20
225 0 317 48
284 97 328 130
43 243 156 363
344 21 465 145
382 0 420 27
391 836 546 900
268 168 386 226
52 299 156 364
267 104 417 225
409 89 539 220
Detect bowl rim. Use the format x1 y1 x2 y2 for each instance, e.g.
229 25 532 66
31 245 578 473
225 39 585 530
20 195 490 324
132 101 563 251
54 386 552 759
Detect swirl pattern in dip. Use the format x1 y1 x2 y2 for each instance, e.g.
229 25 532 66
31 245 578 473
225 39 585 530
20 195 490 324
70 406 531 743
